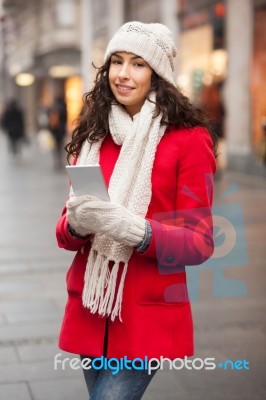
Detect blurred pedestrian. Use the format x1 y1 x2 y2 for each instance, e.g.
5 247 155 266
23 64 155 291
200 79 225 139
37 104 50 130
56 21 217 399
200 79 225 179
1 99 25 156
48 96 67 169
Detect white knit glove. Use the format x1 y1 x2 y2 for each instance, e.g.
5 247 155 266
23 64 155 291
67 195 95 238
66 195 146 247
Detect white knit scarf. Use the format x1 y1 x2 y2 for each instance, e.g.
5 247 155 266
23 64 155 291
75 93 166 321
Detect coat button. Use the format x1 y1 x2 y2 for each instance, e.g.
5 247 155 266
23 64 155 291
166 256 174 263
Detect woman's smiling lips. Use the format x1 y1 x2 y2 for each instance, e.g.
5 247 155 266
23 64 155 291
116 84 134 94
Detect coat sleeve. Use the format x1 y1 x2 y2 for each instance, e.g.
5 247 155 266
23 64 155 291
137 127 216 267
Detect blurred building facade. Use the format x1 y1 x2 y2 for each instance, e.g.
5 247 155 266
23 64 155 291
0 0 83 134
0 0 266 175
175 0 266 175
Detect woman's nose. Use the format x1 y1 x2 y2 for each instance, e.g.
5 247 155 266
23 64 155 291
117 63 130 80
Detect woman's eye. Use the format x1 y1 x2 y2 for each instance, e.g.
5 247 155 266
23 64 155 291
134 63 145 67
111 60 121 65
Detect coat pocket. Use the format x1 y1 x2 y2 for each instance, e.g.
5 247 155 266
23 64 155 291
134 256 190 305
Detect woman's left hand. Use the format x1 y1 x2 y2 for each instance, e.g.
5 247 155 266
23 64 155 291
66 195 146 247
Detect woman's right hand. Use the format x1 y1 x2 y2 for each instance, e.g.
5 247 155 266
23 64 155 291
66 195 97 238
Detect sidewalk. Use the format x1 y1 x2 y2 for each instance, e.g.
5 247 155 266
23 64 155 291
0 131 265 400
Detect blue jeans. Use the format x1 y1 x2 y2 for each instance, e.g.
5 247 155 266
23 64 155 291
80 356 157 400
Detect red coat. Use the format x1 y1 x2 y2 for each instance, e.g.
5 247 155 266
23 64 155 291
56 126 216 360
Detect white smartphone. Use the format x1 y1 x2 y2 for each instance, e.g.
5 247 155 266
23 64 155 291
65 165 110 201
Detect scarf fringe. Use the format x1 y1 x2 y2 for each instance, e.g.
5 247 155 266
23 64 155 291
100 261 118 315
111 261 128 322
82 251 109 312
82 249 127 322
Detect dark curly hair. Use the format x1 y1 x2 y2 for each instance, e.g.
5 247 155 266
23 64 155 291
65 59 218 162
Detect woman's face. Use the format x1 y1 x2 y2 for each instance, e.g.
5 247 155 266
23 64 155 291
109 52 153 117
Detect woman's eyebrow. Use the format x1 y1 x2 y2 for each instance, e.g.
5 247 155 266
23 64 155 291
111 53 144 61
130 55 144 60
111 53 123 58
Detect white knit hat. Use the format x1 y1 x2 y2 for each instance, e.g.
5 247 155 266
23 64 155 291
104 21 177 85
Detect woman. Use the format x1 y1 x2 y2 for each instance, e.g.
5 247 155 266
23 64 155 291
56 21 217 400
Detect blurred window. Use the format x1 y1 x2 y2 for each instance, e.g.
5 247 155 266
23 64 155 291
56 0 76 27
125 0 160 22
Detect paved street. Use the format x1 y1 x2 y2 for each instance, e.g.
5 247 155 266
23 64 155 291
0 131 265 400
